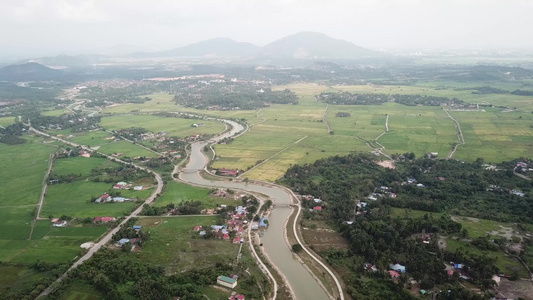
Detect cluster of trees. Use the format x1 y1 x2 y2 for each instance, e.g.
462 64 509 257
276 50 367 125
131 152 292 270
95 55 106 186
173 84 298 110
282 154 533 223
80 86 153 107
90 165 149 184
0 122 26 145
318 92 466 107
111 218 149 243
454 86 533 96
281 153 533 297
44 249 235 300
29 113 101 133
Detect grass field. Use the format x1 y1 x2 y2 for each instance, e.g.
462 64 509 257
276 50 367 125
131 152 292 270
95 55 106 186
128 216 238 273
0 220 107 264
0 116 16 127
446 239 529 278
450 109 533 162
98 140 157 157
155 181 238 208
100 114 225 137
331 84 533 111
41 181 139 218
41 109 70 117
0 136 56 206
53 156 119 176
390 208 530 278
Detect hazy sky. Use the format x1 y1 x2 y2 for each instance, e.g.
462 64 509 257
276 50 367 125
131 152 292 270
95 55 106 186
1 0 532 59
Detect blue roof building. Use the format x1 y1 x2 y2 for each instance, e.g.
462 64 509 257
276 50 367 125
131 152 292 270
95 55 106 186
259 218 268 228
133 225 142 230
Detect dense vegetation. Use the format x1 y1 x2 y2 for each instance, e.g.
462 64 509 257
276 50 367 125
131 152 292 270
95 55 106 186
281 154 533 298
283 155 533 222
318 92 466 107
173 84 298 110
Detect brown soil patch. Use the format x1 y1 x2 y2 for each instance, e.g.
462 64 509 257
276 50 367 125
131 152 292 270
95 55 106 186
376 160 395 169
494 278 533 300
302 227 349 252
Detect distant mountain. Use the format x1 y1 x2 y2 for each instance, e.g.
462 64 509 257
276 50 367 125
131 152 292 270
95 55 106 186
130 38 261 58
261 32 384 59
16 54 108 67
0 62 63 81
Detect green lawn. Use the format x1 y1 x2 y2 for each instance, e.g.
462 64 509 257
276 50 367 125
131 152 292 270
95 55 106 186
100 114 225 138
53 156 119 176
127 216 239 273
446 239 528 278
155 181 238 208
0 136 56 206
98 141 157 158
42 181 140 218
41 109 70 117
0 116 16 127
450 110 533 162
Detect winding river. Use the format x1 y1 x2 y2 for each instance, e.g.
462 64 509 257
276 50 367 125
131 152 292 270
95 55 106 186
179 120 329 300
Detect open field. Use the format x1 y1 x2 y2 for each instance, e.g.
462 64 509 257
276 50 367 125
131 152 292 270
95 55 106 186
128 216 238 273
446 239 529 278
41 181 139 218
0 136 56 206
450 109 533 162
0 116 16 127
53 156 119 176
102 93 257 121
85 84 533 181
97 140 158 157
41 109 70 117
66 130 112 147
331 84 533 111
390 208 530 278
100 114 225 137
0 220 107 264
155 181 238 208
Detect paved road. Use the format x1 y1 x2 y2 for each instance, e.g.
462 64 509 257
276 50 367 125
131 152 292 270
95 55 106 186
30 127 164 298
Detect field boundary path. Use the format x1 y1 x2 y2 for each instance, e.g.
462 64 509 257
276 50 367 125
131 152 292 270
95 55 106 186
323 104 332 133
238 135 308 178
444 109 465 159
28 153 55 239
29 127 164 299
374 114 389 149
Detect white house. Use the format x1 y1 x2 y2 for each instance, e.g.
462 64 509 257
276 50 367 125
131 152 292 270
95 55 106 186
217 275 237 289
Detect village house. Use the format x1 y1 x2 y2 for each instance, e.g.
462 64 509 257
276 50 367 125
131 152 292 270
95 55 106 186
52 220 67 227
229 294 245 300
93 216 115 223
217 275 237 289
218 168 238 176
390 263 406 273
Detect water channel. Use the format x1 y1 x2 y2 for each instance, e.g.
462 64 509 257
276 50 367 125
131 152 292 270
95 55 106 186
179 120 329 300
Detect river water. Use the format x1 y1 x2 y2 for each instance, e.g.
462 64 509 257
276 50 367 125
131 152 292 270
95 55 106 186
179 120 329 300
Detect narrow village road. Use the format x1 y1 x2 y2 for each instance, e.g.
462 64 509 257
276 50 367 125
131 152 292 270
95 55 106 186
444 109 465 159
30 127 164 298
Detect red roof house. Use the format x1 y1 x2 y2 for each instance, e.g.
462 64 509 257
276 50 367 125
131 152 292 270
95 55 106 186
223 233 230 240
388 270 400 278
231 295 245 300
313 206 322 211
193 225 201 231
